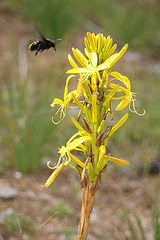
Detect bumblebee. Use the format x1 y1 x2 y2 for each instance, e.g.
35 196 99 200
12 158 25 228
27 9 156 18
29 26 61 56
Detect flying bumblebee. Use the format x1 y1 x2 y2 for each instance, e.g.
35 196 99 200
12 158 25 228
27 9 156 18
29 26 61 56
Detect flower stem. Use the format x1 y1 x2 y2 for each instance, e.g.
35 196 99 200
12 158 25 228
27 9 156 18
76 183 98 240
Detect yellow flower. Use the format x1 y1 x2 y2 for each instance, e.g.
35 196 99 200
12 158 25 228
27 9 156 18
44 132 91 188
67 45 128 91
66 32 128 92
109 72 145 115
43 163 65 188
50 75 77 124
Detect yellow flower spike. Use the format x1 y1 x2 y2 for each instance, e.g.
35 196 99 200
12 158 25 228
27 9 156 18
92 93 97 124
43 163 64 188
108 156 130 166
44 32 145 239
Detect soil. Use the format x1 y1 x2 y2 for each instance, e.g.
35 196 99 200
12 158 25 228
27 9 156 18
0 167 159 240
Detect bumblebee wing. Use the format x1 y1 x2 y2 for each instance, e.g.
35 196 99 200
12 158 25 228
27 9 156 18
30 37 38 42
33 25 46 41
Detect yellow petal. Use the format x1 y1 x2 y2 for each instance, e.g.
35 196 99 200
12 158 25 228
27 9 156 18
51 98 64 107
92 92 97 124
64 75 75 100
72 48 88 68
68 54 79 68
109 156 130 165
69 152 89 169
108 113 128 137
89 52 97 67
67 68 90 74
43 163 64 188
115 96 131 111
87 32 96 52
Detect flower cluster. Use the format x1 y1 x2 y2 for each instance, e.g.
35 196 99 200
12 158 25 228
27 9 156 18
44 32 144 188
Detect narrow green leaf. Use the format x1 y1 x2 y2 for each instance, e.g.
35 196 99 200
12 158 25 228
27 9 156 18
134 213 147 240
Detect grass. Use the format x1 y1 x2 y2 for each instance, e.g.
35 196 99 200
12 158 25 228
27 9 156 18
1 78 58 172
2 209 35 237
3 0 160 57
61 228 75 240
48 201 74 217
124 204 160 240
1 0 160 172
21 0 84 40
0 41 74 173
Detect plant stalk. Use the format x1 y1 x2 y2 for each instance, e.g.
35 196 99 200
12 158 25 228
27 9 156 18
76 182 98 240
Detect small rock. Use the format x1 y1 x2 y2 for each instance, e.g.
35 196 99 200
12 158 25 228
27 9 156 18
87 233 97 240
25 190 36 200
4 207 14 216
39 193 52 202
43 223 58 234
0 184 18 199
13 171 22 179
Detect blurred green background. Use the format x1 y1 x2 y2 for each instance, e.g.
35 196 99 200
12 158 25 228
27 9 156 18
0 0 160 173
